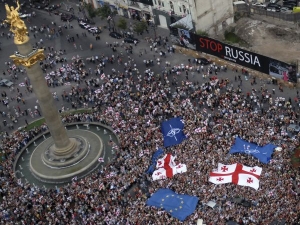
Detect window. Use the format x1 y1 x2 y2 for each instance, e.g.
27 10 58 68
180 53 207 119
182 5 186 14
154 0 157 5
170 1 174 10
179 6 182 12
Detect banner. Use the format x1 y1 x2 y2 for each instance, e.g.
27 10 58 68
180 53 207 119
194 34 297 83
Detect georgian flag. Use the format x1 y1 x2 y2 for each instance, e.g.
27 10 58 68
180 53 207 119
209 163 262 190
144 149 150 154
99 183 105 190
152 154 187 181
194 127 202 133
98 157 104 163
101 73 105 80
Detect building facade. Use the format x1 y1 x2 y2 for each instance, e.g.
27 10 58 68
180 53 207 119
84 0 234 35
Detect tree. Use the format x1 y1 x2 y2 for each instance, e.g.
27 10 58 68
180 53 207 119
85 3 98 19
97 4 112 19
133 21 148 35
196 29 209 37
117 18 127 31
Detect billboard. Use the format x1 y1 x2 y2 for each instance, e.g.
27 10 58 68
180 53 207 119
194 35 297 83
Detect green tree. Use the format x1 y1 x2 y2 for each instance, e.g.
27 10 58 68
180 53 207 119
196 29 209 37
133 21 148 35
97 4 112 19
85 3 98 19
117 18 127 31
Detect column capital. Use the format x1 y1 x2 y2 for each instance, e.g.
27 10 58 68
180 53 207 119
10 48 45 68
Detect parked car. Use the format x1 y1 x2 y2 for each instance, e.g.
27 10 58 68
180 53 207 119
281 7 292 13
109 32 122 39
124 37 139 43
44 4 61 12
266 7 281 12
283 3 297 9
267 3 281 8
88 27 101 34
61 14 74 22
252 2 266 7
197 57 210 65
0 79 13 87
19 13 32 19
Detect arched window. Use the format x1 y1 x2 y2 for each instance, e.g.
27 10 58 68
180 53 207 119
182 5 186 14
158 0 164 7
170 1 174 11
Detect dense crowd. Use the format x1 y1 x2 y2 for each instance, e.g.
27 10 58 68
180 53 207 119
0 4 299 225
0 61 300 224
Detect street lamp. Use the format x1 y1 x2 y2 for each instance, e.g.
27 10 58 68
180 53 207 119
152 14 157 39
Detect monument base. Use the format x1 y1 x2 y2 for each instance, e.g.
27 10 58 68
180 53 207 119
30 129 103 183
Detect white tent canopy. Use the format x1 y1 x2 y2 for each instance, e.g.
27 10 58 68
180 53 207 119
169 14 193 30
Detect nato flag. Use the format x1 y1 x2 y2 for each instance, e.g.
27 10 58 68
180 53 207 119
161 117 186 147
229 137 276 164
146 189 198 221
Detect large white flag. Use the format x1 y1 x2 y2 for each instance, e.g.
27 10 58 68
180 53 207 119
152 154 187 181
209 163 262 190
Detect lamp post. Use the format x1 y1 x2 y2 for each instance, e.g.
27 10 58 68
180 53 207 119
152 14 157 39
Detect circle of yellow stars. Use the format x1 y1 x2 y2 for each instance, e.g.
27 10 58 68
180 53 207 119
160 194 184 213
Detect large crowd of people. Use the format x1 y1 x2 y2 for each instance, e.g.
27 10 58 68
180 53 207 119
0 3 299 225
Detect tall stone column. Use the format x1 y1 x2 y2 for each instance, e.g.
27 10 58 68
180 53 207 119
10 28 77 158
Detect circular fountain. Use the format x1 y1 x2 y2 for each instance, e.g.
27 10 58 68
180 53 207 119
14 123 119 189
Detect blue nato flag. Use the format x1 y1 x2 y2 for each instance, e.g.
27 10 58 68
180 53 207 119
146 189 198 221
161 117 186 147
229 137 276 164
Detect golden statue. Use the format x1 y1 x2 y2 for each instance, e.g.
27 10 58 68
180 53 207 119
5 0 28 44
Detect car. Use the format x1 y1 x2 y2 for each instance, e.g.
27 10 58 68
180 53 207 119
88 27 101 34
79 21 87 28
252 2 266 7
61 14 74 22
83 24 91 30
281 7 292 13
283 2 297 8
267 3 281 9
266 7 281 12
124 37 139 43
19 13 32 19
0 79 14 87
196 57 210 65
44 4 61 12
109 32 122 39
270 0 280 3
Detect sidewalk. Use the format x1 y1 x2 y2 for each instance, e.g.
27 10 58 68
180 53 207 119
54 0 171 40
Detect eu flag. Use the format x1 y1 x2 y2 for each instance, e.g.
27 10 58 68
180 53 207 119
146 148 164 174
229 137 276 164
146 189 198 221
161 117 186 147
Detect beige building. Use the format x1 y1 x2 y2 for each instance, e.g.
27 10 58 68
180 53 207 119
84 0 234 35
